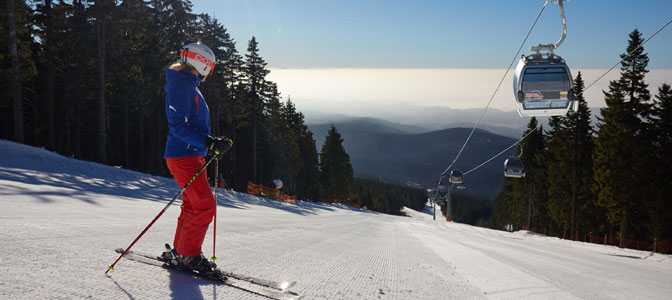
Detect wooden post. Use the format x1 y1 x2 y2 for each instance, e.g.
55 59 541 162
604 234 607 245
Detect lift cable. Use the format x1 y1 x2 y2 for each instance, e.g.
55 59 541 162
463 127 538 176
440 0 550 177
584 17 672 92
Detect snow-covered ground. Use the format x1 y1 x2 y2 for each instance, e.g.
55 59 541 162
1 139 670 300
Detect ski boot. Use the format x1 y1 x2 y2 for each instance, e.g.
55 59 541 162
159 243 181 266
178 253 218 273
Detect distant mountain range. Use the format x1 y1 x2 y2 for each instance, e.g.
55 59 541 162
303 105 603 138
303 106 529 138
308 117 519 200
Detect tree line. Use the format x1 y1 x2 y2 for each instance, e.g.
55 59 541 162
438 193 492 226
1 0 426 214
492 29 672 245
351 178 428 215
318 125 427 214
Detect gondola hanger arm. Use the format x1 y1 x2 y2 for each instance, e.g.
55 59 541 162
531 0 568 53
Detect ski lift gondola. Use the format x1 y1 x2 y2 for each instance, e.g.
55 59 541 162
504 156 525 178
449 169 464 184
513 53 574 117
437 176 448 196
512 0 576 117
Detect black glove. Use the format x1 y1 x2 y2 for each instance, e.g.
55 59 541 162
206 135 233 158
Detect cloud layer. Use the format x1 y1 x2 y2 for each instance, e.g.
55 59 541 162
268 68 672 116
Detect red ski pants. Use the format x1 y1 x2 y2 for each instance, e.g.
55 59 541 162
166 156 215 257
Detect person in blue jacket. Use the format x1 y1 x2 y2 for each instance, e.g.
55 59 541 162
163 42 231 273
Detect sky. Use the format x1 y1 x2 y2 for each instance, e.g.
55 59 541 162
191 0 672 114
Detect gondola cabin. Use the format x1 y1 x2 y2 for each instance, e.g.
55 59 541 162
513 53 575 117
504 156 525 178
449 169 464 184
438 176 448 196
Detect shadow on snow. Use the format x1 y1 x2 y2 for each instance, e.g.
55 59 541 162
0 139 360 217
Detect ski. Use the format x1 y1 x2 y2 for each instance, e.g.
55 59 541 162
114 248 303 300
121 246 296 291
220 269 296 291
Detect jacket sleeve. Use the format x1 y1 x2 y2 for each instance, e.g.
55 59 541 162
166 86 207 148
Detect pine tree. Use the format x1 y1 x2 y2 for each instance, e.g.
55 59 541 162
594 29 652 243
257 81 283 186
105 0 157 168
519 118 545 229
7 0 24 143
269 98 318 198
296 117 321 200
195 13 229 133
546 72 595 238
493 175 517 230
2 0 36 143
199 19 244 189
492 118 544 230
545 114 569 233
651 83 672 175
593 79 632 242
649 84 672 239
567 75 600 237
319 125 353 201
619 29 651 111
92 0 116 163
155 0 196 54
243 36 270 183
34 0 57 150
61 0 94 159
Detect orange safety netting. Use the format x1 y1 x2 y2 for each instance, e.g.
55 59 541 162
521 227 672 254
585 234 672 253
246 181 297 205
247 181 262 195
329 199 366 210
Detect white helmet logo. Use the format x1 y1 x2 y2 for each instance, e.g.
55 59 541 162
195 54 209 64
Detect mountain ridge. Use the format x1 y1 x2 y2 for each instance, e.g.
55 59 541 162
304 106 528 138
308 119 518 200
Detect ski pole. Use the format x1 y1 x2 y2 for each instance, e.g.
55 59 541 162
211 157 218 262
105 154 218 275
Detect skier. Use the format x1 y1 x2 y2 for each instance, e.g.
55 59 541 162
163 42 231 272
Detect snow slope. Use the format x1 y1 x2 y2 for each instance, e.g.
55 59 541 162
1 139 670 300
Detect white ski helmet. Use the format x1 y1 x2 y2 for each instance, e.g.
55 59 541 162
180 42 216 77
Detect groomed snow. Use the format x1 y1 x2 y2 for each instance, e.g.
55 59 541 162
1 139 670 300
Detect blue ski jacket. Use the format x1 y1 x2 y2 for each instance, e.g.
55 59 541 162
163 67 210 158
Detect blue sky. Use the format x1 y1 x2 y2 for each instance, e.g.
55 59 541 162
191 0 672 69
